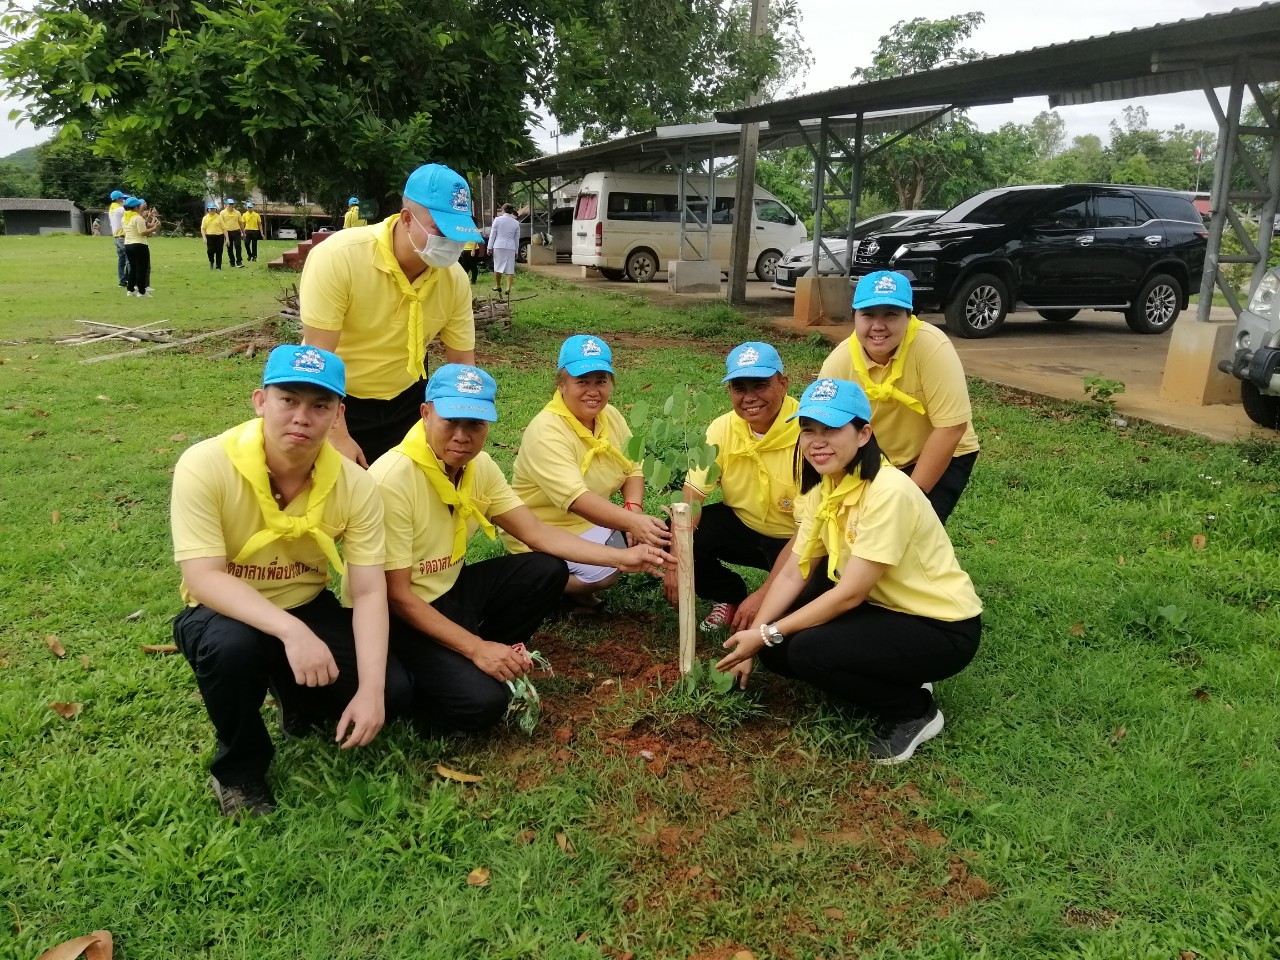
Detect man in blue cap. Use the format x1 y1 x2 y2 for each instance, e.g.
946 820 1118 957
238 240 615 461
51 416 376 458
343 196 365 229
170 345 411 817
108 189 129 287
368 364 669 732
667 342 801 633
301 163 481 467
220 198 244 268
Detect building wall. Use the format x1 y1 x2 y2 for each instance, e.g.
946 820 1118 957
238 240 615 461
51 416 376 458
2 209 80 235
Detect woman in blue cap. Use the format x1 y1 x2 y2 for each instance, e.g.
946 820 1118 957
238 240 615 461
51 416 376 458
503 334 671 610
200 201 226 270
716 377 982 764
121 197 159 296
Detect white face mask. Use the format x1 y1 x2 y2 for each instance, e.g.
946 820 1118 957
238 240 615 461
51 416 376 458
410 214 465 268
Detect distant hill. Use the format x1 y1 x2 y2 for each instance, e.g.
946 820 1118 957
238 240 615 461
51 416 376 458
1 145 41 172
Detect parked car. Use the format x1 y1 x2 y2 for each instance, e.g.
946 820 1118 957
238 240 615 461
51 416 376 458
1219 264 1280 429
771 210 943 293
847 184 1208 338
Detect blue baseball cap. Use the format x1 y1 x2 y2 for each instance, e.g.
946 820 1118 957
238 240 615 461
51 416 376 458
123 197 144 208
722 341 784 382
402 164 482 242
262 345 346 397
245 201 254 208
206 201 217 210
110 190 125 201
557 335 614 377
853 270 913 311
348 196 360 205
788 378 872 428
225 198 236 204
426 364 498 422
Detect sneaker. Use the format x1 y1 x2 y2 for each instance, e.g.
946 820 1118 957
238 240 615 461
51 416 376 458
868 706 944 765
698 602 738 633
208 775 275 818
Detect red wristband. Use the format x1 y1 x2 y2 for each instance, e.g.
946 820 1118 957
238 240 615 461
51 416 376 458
624 501 643 511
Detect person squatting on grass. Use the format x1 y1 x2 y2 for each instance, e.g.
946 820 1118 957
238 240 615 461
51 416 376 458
501 335 672 613
121 196 158 297
368 364 669 733
664 341 801 635
200 201 226 270
301 164 479 468
819 271 980 523
716 377 982 765
170 346 411 818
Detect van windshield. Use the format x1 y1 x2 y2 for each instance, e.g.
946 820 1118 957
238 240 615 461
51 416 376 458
574 193 598 221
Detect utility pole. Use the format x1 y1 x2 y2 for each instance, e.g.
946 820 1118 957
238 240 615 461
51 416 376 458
727 0 769 306
549 130 561 154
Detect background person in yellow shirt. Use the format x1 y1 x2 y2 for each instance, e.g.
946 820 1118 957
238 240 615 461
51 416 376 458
242 202 263 262
121 196 158 296
343 196 366 229
503 335 671 612
301 163 479 467
667 342 800 634
108 188 129 287
819 271 979 523
369 364 667 732
170 345 411 817
200 201 226 270
221 197 245 268
717 377 982 765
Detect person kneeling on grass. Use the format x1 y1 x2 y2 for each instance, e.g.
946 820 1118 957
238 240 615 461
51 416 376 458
368 364 670 733
716 377 982 765
664 341 800 634
170 345 411 818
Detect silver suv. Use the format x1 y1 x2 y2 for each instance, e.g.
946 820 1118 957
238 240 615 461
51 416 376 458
1220 265 1280 429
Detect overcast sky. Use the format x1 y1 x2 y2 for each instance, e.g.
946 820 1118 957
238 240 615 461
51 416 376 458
0 0 1256 159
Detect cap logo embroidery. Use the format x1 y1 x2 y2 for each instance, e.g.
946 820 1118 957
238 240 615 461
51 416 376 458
451 185 470 212
811 379 838 402
735 346 760 367
291 348 326 373
874 274 898 294
455 368 484 394
581 339 602 357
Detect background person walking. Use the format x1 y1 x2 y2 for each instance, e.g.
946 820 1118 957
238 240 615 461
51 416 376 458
200 202 226 270
221 198 244 268
242 202 263 262
487 203 520 298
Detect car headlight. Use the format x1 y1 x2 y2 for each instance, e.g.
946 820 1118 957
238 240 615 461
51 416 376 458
1246 268 1279 321
892 241 943 260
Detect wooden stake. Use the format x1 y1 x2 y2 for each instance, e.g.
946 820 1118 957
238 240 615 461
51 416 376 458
670 501 696 675
80 318 269 364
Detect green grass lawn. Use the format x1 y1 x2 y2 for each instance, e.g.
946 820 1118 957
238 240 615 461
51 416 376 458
2 236 1279 960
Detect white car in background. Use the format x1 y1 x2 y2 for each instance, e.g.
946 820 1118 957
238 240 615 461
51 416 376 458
771 209 944 293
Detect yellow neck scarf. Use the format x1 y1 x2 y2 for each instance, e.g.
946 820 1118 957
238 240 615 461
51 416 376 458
219 418 346 574
795 471 868 581
374 214 442 381
725 395 800 517
392 421 495 563
848 316 927 415
544 390 634 475
123 210 140 225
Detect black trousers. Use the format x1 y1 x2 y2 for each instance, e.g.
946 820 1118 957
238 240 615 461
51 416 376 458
205 234 224 268
390 553 569 733
459 249 481 283
344 378 428 466
693 502 792 605
124 244 150 293
174 590 412 787
226 230 243 266
244 230 261 261
901 451 978 524
758 571 981 723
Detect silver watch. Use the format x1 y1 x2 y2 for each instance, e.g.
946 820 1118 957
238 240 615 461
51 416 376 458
762 622 784 647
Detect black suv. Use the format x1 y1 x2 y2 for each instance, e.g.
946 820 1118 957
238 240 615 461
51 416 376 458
849 184 1207 338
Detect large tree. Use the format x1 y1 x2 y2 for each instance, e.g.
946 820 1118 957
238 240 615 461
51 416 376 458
1 0 803 213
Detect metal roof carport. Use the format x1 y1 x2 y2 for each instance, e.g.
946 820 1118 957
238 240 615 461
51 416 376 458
716 1 1280 324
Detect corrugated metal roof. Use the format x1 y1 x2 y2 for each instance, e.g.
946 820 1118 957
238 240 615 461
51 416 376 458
0 197 82 212
717 2 1280 124
516 109 953 179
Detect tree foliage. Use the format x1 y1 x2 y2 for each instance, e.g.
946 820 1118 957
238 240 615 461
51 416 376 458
0 161 39 197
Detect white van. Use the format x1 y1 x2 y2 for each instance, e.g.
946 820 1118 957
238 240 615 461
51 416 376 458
570 172 806 283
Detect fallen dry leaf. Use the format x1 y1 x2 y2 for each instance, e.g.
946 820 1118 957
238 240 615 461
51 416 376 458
513 830 537 846
80 655 91 671
1191 534 1207 551
1117 555 1125 566
555 830 578 857
823 908 845 920
49 702 83 719
1180 952 1198 960
1069 623 1084 637
1193 688 1211 702
96 395 110 401
45 635 66 658
1110 726 1127 745
32 408 49 417
50 511 61 525
35 929 113 960
168 433 187 442
124 610 144 622
140 644 178 655
436 764 484 784
466 866 490 887
25 430 47 440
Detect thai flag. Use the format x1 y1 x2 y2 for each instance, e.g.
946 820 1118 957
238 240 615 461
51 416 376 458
1194 143 1204 162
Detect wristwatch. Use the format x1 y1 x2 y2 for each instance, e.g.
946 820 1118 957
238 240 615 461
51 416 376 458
760 622 785 647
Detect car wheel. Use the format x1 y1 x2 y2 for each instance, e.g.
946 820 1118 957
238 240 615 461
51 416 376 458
625 248 659 283
517 241 529 264
1038 309 1079 322
1125 274 1181 334
1241 381 1280 430
599 268 625 281
944 273 1009 338
755 249 782 283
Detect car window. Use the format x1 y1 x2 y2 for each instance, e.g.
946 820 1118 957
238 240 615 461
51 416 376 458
574 193 598 220
754 200 795 225
937 188 1053 224
1031 194 1091 230
1137 192 1202 224
1095 194 1142 228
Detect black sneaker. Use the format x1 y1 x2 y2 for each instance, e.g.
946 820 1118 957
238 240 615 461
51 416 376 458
868 706 944 765
208 775 275 818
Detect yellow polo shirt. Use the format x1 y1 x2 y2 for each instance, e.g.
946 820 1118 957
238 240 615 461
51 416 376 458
122 211 148 245
501 404 642 553
242 211 262 231
793 465 981 622
343 206 366 229
170 434 386 609
686 396 800 539
299 216 474 400
369 445 524 603
201 213 225 236
819 322 979 468
220 208 243 231
109 201 125 238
